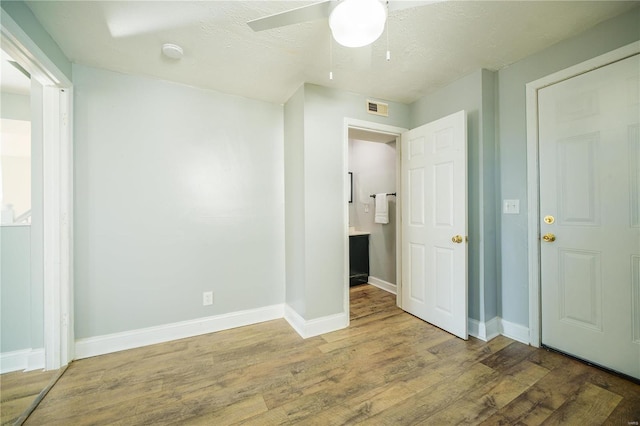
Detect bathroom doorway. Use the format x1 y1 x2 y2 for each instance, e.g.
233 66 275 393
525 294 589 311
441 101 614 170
343 119 407 316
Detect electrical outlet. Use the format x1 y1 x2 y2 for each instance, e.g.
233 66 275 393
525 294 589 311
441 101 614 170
203 291 213 306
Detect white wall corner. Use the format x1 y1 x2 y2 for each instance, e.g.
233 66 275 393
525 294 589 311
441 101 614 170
468 318 484 341
468 317 500 342
75 304 285 360
0 348 45 374
284 304 348 339
499 318 530 345
485 317 500 341
367 276 397 295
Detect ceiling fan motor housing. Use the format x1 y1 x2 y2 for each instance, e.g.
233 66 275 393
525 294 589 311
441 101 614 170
329 0 388 48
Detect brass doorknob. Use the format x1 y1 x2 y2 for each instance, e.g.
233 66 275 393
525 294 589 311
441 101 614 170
542 233 556 242
452 235 463 244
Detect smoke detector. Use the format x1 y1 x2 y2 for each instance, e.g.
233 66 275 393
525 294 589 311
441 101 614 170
162 43 183 60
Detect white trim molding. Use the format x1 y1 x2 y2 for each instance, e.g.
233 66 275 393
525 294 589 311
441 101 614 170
468 317 500 342
343 118 408 318
525 41 640 347
468 316 527 344
499 319 530 345
75 305 284 360
2 13 75 370
367 276 397 295
1 348 45 374
284 305 349 339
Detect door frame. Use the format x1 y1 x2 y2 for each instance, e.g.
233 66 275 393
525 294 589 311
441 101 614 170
1 13 74 368
342 118 408 314
525 41 640 347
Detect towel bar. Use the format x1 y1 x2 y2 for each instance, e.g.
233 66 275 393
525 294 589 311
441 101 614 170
369 193 397 198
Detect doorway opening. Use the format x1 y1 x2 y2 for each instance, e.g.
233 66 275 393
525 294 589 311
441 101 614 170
343 119 407 318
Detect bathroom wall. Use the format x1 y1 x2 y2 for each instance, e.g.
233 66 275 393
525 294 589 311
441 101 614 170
348 139 397 285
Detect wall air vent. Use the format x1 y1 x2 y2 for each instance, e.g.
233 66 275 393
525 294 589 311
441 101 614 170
366 100 388 117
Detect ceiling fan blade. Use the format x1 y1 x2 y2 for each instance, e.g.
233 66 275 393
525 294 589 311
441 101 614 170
247 1 332 32
387 0 444 13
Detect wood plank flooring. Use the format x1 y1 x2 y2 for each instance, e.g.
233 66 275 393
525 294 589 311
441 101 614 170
23 285 640 425
0 368 57 425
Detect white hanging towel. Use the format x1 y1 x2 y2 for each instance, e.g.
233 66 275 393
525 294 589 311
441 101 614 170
374 193 389 224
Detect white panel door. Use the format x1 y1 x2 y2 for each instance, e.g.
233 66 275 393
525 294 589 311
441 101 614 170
539 54 640 379
401 110 468 339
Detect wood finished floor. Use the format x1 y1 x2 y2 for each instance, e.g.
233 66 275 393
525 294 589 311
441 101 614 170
0 368 57 425
24 285 640 425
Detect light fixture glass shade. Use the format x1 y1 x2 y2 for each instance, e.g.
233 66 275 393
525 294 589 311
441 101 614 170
329 0 387 48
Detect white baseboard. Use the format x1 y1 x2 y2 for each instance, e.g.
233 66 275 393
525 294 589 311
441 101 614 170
1 348 45 373
486 317 500 341
468 318 482 340
468 317 516 343
284 304 349 339
75 304 285 360
499 318 530 344
468 318 498 341
367 276 397 295
71 305 532 360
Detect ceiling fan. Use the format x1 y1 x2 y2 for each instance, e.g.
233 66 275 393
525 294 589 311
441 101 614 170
248 0 437 48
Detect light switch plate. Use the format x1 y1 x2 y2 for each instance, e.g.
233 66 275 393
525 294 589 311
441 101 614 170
503 199 520 214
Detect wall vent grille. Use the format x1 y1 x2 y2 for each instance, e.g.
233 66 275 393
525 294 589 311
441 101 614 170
367 100 388 117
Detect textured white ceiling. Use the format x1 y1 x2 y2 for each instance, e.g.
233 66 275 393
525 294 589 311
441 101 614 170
25 1 639 104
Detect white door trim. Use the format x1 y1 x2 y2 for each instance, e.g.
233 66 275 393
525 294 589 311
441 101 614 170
525 41 640 347
1 14 74 369
343 118 408 315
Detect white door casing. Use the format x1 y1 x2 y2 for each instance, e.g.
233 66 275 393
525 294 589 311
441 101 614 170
538 54 640 379
401 110 468 339
1 12 74 369
343 119 407 317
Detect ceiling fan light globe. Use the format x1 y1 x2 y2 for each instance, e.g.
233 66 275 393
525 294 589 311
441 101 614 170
329 0 387 48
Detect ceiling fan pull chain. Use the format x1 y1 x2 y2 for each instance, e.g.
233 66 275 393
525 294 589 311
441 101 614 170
329 30 334 80
386 1 391 61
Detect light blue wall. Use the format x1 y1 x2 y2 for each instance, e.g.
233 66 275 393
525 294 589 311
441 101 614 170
73 65 285 338
1 93 30 121
0 226 31 352
497 6 640 327
284 85 306 316
410 69 499 323
0 1 72 82
296 84 410 320
10 0 639 343
480 69 498 322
